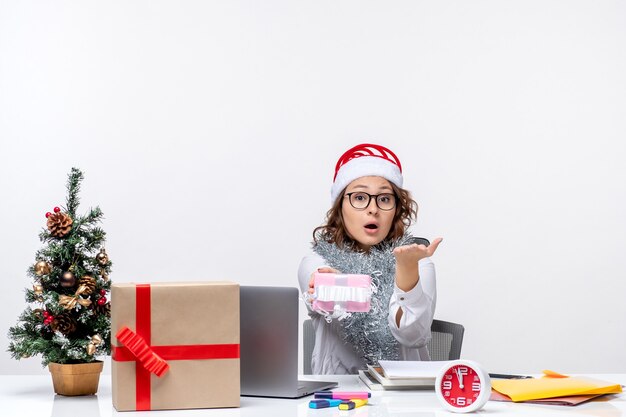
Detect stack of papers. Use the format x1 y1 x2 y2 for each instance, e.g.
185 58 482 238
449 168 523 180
357 360 453 390
377 360 453 379
491 370 623 406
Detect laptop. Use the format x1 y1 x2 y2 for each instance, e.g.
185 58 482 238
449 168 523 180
240 286 337 398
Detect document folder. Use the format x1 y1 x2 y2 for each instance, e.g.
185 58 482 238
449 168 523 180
491 370 622 402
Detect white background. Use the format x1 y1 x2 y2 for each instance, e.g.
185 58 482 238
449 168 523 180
1 0 625 376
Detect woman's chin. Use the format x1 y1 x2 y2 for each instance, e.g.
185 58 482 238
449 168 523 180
355 235 384 249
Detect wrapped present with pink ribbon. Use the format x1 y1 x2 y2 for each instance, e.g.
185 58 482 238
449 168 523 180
311 273 372 319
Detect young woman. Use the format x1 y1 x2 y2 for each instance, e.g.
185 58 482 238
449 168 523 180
298 143 442 374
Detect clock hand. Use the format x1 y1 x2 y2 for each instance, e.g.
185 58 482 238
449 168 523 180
456 369 464 389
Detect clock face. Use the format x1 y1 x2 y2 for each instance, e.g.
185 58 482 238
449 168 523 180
435 360 492 414
440 364 483 408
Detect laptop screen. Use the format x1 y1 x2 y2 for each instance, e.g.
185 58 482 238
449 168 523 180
239 285 337 397
240 286 300 396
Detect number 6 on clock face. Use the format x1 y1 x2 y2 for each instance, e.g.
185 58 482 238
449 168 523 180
435 360 491 413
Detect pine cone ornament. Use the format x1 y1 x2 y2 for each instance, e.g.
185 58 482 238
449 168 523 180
50 312 77 335
47 212 73 237
92 301 110 317
78 275 96 295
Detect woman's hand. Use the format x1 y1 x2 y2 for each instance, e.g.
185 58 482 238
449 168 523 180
392 237 443 267
393 237 442 292
307 267 340 295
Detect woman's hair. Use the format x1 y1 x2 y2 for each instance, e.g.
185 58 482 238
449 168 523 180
313 182 418 249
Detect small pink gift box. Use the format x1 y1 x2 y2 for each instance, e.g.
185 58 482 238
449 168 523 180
312 273 372 313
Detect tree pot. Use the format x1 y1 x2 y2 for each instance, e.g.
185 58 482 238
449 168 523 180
48 361 103 396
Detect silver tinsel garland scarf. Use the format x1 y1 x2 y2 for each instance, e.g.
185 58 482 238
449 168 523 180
313 233 418 365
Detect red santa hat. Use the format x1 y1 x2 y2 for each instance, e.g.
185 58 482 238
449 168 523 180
331 143 403 203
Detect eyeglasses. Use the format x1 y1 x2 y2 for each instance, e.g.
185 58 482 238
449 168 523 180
344 192 397 211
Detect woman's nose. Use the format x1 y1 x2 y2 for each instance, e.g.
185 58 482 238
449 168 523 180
367 198 379 214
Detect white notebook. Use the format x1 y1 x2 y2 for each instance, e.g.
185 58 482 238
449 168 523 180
366 365 436 389
377 360 454 379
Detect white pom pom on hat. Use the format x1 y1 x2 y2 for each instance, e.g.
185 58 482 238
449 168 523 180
330 143 403 203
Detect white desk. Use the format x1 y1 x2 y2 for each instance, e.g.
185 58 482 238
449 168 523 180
1 374 624 416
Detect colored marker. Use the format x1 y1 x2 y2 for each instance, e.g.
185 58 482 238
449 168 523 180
339 399 368 410
314 391 371 400
309 399 343 409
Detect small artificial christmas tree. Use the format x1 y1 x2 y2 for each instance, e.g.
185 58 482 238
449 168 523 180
8 168 112 369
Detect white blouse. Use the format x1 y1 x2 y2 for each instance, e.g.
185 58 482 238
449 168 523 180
298 251 437 375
